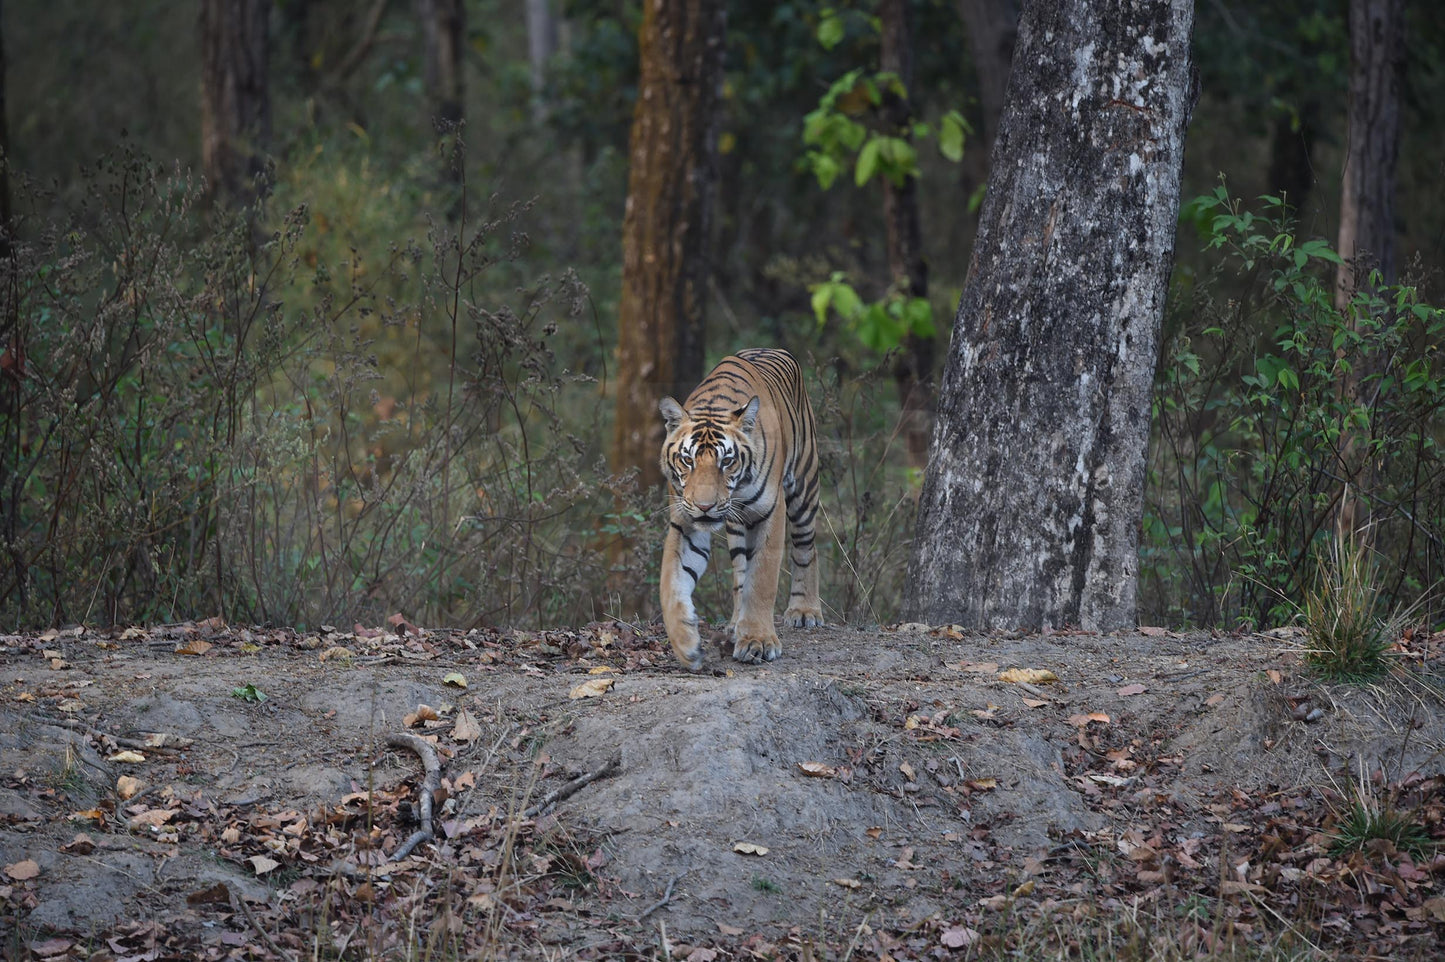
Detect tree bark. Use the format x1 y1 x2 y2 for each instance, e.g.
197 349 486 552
906 0 1195 632
1334 0 1403 309
0 0 10 258
1333 0 1404 535
200 0 272 206
879 0 933 470
957 0 1018 155
526 0 559 122
611 0 726 492
415 0 465 183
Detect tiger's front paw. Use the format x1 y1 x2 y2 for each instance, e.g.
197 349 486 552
667 625 705 671
732 632 781 664
783 604 824 628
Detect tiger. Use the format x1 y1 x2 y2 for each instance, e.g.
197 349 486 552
658 348 824 670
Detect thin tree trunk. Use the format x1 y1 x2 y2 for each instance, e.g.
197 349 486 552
1333 0 1404 535
958 0 1018 155
526 0 558 123
879 0 932 470
200 0 272 207
1335 0 1404 308
0 0 10 259
416 0 465 184
611 0 726 493
906 0 1195 632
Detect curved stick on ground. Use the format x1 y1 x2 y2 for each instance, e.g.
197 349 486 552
523 752 622 817
386 732 443 861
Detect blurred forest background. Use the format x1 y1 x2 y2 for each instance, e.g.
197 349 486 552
1 0 1444 634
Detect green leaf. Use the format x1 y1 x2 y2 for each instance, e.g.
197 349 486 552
904 297 935 338
817 10 845 50
938 111 967 163
855 137 882 186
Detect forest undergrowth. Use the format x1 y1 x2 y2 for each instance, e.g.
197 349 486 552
2 155 1444 638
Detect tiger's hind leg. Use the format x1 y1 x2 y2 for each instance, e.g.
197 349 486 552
782 467 823 628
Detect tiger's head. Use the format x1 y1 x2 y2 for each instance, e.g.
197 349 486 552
658 394 760 529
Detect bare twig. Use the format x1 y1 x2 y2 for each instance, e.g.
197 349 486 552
523 752 622 818
385 732 443 860
637 869 687 920
228 884 295 962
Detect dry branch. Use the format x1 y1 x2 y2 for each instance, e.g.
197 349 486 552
523 752 622 817
228 883 295 962
386 732 443 860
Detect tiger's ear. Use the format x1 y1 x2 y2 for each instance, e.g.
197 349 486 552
735 396 761 434
659 396 686 433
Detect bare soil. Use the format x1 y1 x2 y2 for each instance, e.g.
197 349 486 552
1 619 1442 959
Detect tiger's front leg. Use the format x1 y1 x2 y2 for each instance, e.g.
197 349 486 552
661 520 712 671
731 508 784 664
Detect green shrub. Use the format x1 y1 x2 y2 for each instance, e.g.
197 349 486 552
1143 185 1445 628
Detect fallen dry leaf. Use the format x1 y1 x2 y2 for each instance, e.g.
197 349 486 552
127 809 176 828
5 859 40 881
442 671 468 689
1021 697 1050 708
796 761 837 778
107 750 146 764
60 834 94 855
319 645 355 662
1067 712 1110 727
1012 879 1036 897
964 777 998 791
941 926 980 948
404 704 440 727
832 878 862 889
998 667 1058 684
116 775 144 799
568 677 615 700
247 854 280 875
1138 625 1169 636
452 708 482 743
1117 683 1147 696
176 639 213 656
1267 669 1283 684
1205 693 1226 706
732 842 768 856
717 922 745 936
587 665 619 674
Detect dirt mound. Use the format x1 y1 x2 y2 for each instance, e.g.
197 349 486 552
1 622 1442 957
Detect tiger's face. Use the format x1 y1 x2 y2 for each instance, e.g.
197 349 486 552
659 395 759 529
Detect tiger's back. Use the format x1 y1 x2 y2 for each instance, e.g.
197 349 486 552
657 349 823 669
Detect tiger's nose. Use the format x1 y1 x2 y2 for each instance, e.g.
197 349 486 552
695 500 716 513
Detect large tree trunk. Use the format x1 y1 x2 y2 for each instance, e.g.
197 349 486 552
200 0 272 206
416 0 465 184
1335 0 1404 309
879 0 933 470
906 0 1195 631
611 0 726 493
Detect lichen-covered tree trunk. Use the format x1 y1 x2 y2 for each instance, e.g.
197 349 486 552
200 0 271 206
611 0 726 493
879 0 933 469
906 0 1195 631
